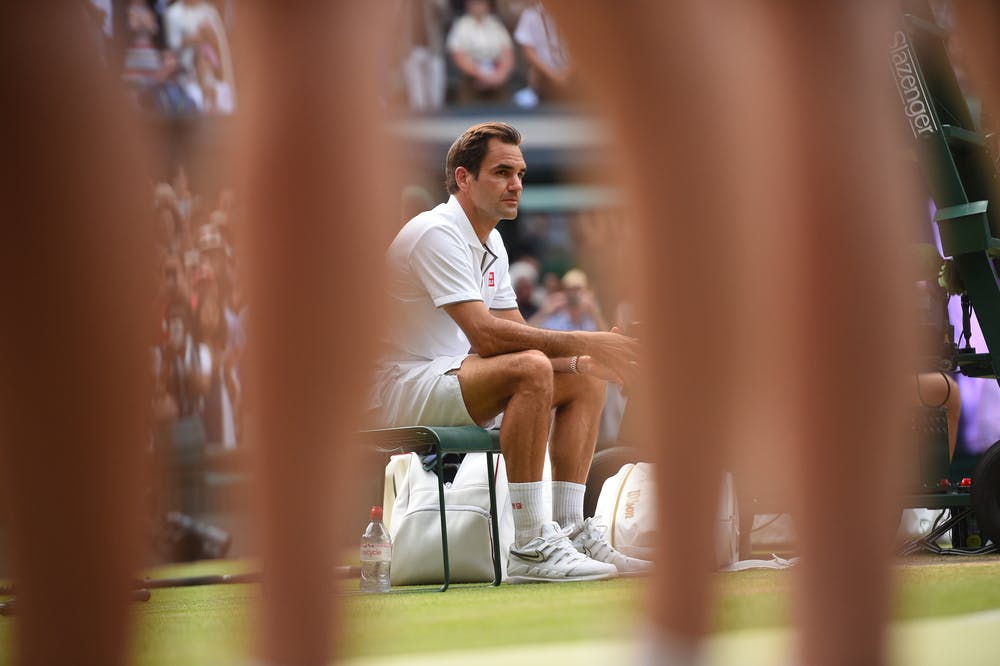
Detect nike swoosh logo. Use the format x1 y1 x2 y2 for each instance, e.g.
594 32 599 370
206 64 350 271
513 549 546 562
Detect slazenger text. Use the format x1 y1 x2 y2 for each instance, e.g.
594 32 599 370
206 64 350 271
891 30 938 138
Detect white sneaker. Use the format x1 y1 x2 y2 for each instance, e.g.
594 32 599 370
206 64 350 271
571 517 653 576
507 521 618 583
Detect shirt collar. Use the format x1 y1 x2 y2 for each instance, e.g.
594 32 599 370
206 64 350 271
445 195 491 252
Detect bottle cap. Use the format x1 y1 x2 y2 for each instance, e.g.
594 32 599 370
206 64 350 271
370 506 383 520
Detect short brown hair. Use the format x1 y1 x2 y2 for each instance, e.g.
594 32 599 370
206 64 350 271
444 122 522 194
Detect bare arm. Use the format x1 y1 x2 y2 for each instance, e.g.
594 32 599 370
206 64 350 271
446 300 639 384
490 306 527 325
491 306 609 377
494 45 515 82
450 49 487 79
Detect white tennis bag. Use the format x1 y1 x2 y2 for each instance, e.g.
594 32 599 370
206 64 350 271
593 462 740 569
383 452 514 585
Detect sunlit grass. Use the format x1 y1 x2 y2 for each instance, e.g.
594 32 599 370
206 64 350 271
0 556 998 665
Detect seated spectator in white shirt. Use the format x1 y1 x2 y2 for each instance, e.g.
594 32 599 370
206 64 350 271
446 0 515 104
165 0 236 110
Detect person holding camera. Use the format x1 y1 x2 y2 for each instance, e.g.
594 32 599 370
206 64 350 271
530 268 608 332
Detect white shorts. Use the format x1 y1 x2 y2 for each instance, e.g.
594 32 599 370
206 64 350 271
367 355 501 430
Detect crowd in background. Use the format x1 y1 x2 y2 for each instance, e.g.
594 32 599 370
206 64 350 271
122 0 994 457
151 167 245 452
388 0 573 111
86 0 237 115
87 0 574 116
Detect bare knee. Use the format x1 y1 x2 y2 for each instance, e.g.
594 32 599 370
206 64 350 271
508 349 553 397
564 373 606 410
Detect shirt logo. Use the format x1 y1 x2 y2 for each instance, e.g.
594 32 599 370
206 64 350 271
488 271 495 287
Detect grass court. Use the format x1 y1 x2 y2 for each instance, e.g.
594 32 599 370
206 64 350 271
0 554 995 665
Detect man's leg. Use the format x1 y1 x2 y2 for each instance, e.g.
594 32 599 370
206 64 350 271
549 373 653 575
459 350 553 546
549 373 605 484
459 350 553 482
458 352 617 582
548 373 604 530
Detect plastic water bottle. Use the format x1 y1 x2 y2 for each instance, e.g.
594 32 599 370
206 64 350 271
359 506 392 593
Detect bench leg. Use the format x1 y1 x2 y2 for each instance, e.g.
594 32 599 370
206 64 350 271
436 452 450 592
486 451 502 586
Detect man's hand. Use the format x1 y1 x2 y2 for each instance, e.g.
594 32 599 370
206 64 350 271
576 355 623 385
582 326 640 390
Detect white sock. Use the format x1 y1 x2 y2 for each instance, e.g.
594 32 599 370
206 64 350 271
551 480 585 531
508 481 546 547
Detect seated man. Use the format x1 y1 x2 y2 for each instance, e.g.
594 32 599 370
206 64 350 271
369 121 650 582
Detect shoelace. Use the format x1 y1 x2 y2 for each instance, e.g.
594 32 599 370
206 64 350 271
582 520 610 540
578 521 621 560
533 528 590 565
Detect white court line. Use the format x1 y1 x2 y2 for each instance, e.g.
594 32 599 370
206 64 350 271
342 608 1000 666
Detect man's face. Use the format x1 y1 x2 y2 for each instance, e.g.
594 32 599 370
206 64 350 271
466 0 489 19
462 138 526 223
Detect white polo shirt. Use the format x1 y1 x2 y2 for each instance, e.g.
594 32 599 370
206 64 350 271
382 195 518 365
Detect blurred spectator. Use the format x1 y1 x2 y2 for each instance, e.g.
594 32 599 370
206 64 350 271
393 0 451 112
157 252 189 313
153 201 181 252
207 208 233 250
513 1 572 106
140 49 200 115
164 0 236 111
530 268 608 331
196 221 232 304
173 164 196 222
509 258 541 320
128 0 159 45
195 219 243 385
540 270 561 300
122 0 162 88
193 286 240 448
213 188 240 249
226 278 247 372
446 0 515 104
154 299 203 425
495 0 535 30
